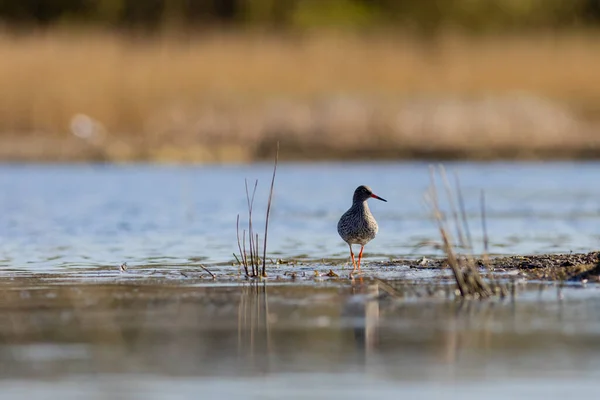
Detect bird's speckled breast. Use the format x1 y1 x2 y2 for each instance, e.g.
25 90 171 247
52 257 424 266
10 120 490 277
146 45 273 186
337 202 379 245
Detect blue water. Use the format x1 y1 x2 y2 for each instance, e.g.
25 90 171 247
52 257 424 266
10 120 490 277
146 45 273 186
2 280 600 399
0 162 599 271
2 162 600 399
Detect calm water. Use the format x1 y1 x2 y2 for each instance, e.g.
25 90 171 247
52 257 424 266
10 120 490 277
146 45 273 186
2 161 600 399
0 162 599 272
1 279 599 399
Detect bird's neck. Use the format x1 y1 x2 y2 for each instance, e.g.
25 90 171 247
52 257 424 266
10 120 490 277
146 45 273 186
352 200 370 214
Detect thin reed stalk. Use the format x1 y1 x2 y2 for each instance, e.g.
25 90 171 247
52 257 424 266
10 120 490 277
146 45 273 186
236 215 249 277
480 190 490 266
245 179 260 275
440 167 468 252
262 142 279 277
480 190 507 296
456 174 474 252
255 233 260 276
426 165 504 299
236 144 279 278
198 264 216 280
427 166 470 296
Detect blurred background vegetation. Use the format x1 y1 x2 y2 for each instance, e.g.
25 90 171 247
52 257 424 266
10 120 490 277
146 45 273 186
0 0 599 32
1 1 600 163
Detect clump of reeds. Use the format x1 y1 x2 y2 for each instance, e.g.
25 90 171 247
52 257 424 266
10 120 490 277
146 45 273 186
426 165 507 299
235 143 279 278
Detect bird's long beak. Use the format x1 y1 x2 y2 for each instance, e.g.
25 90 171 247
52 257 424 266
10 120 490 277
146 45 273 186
371 194 387 202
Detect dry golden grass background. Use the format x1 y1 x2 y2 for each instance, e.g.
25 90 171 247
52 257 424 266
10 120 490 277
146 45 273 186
1 29 600 162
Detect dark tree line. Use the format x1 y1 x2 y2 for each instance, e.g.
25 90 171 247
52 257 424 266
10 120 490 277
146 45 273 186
0 0 599 32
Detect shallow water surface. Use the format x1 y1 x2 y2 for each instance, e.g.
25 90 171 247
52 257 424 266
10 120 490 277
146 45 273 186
2 162 600 398
1 162 599 272
1 277 599 399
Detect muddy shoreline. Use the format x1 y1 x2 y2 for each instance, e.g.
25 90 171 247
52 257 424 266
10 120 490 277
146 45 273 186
3 135 600 163
384 251 600 282
3 252 600 284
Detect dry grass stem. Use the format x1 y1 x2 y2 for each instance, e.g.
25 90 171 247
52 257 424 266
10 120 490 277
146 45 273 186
236 215 249 277
479 190 507 296
261 142 279 277
456 174 475 253
244 179 260 276
427 166 470 296
197 264 216 280
427 165 505 298
236 144 279 278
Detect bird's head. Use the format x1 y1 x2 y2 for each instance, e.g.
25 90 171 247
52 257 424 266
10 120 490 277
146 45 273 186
353 185 387 204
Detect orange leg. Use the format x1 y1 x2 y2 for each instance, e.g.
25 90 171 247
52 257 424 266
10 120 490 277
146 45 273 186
356 245 365 271
349 244 358 275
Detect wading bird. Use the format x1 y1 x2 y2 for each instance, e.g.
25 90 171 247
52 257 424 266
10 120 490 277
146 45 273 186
337 185 387 276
